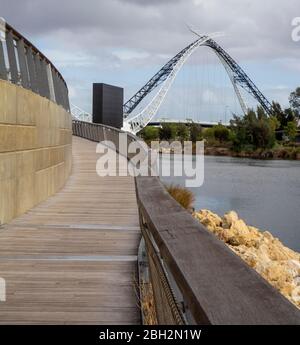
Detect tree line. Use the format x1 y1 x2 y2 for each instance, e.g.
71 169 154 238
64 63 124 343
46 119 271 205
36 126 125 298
139 87 300 152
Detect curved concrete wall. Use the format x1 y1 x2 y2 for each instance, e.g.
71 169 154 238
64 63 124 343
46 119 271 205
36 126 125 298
0 79 72 224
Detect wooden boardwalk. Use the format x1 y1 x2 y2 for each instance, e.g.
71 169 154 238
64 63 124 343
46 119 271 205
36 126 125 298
0 136 141 324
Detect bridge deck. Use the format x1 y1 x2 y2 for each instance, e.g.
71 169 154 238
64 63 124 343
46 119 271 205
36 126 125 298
0 136 141 324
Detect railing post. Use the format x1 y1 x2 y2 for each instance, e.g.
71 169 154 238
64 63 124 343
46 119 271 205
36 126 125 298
40 59 50 99
34 54 43 96
16 38 30 89
92 125 96 141
0 18 6 80
26 47 38 93
6 30 18 84
47 63 56 102
0 40 7 80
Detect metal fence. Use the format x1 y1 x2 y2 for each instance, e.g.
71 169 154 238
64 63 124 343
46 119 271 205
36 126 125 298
0 19 69 111
72 119 148 161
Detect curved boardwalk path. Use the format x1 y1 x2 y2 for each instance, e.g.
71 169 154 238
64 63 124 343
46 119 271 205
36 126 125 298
0 136 141 324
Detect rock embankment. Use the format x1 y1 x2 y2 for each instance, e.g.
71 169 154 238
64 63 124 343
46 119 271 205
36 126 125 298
193 209 300 309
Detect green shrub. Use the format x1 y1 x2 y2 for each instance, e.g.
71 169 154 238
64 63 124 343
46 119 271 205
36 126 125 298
203 128 215 139
139 126 159 141
159 123 177 140
284 121 297 142
230 107 276 151
189 123 203 142
213 124 230 142
177 123 189 141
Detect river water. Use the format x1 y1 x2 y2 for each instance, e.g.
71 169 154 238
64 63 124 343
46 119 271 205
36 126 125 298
159 154 300 252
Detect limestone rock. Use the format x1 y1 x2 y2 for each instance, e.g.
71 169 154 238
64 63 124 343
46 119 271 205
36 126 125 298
193 209 300 309
193 209 222 233
223 210 239 228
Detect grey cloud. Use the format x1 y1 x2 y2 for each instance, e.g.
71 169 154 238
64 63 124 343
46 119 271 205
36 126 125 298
121 0 182 6
1 0 298 59
0 0 298 110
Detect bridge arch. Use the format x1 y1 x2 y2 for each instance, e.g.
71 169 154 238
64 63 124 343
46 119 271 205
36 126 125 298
123 35 272 134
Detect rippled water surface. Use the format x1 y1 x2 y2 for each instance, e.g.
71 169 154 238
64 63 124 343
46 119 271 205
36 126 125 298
160 155 300 251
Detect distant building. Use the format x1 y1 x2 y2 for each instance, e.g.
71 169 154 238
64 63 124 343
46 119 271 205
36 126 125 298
93 83 124 129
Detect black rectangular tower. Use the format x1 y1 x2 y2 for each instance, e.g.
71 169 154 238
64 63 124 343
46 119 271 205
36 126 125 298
93 83 124 129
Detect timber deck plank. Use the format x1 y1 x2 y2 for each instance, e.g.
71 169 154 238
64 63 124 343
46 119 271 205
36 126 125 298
0 136 141 324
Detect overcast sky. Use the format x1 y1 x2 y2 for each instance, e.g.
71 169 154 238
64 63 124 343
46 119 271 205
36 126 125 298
1 0 299 120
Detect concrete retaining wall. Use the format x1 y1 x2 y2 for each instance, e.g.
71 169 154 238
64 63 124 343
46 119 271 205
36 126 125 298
0 79 72 224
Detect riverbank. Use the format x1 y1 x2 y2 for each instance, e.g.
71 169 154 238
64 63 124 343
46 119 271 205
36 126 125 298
156 143 300 160
193 209 300 309
204 145 300 160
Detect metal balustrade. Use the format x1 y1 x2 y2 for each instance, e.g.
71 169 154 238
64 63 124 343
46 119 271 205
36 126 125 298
0 19 69 111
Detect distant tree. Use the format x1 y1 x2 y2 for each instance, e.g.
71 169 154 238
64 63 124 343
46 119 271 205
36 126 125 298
271 101 296 130
189 123 203 142
256 105 266 120
284 121 297 142
176 123 189 141
289 87 300 117
230 108 276 150
203 128 215 139
159 123 177 140
272 101 285 129
269 115 280 132
230 114 247 150
139 126 159 141
284 108 297 126
213 124 230 142
252 118 275 149
271 101 284 116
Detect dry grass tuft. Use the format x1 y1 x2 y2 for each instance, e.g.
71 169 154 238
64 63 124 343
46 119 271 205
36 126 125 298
165 184 195 211
139 281 158 325
133 273 158 325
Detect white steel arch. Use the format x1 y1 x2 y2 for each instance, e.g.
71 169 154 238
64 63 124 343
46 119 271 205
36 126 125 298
70 103 92 122
72 33 271 134
123 33 225 134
